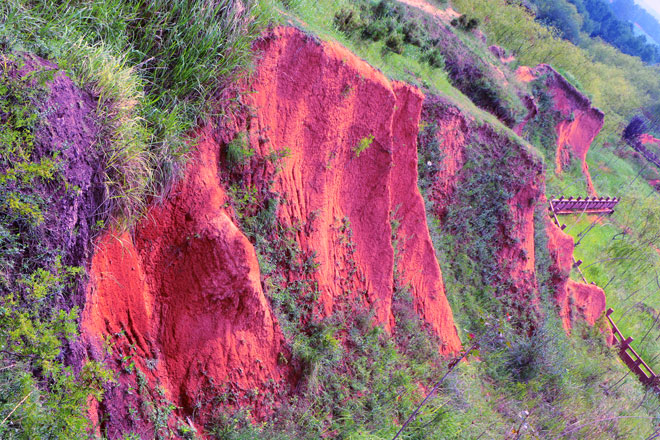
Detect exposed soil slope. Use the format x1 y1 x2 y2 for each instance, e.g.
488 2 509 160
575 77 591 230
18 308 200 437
641 133 660 145
517 64 604 194
82 125 286 435
421 95 544 314
244 27 460 352
396 0 460 22
81 26 463 435
545 219 607 330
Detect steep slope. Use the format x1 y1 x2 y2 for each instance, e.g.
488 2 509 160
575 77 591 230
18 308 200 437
82 125 286 435
517 64 605 194
81 25 463 435
242 27 460 352
420 95 544 317
545 219 607 331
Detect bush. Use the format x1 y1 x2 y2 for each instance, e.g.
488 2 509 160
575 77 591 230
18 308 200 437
334 8 362 34
422 47 445 69
384 33 404 54
225 132 254 168
451 14 480 31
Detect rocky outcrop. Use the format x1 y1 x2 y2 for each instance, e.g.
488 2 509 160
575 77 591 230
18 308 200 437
82 125 286 435
517 64 604 194
244 27 460 352
545 219 607 330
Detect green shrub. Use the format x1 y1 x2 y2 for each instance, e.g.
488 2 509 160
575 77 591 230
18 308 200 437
353 135 375 157
384 33 404 54
360 19 390 41
422 47 445 69
334 8 362 34
225 132 254 168
450 14 480 31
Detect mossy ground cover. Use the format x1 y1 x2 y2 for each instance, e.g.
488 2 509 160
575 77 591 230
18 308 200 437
0 56 114 439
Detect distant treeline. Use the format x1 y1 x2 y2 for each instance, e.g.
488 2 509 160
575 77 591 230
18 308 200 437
611 0 660 46
527 0 660 63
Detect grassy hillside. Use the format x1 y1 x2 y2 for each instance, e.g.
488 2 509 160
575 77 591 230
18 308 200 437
216 0 660 438
2 0 660 438
451 0 660 376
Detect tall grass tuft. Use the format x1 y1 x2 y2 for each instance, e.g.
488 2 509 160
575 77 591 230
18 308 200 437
1 0 271 226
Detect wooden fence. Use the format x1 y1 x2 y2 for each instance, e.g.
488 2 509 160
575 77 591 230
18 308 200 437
606 308 659 392
546 201 658 392
550 196 619 215
630 140 660 169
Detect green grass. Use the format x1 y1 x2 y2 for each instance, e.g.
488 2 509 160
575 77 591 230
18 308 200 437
270 0 529 131
545 133 660 373
1 0 274 226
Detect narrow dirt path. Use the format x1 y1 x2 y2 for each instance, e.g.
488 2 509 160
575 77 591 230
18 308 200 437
396 0 460 23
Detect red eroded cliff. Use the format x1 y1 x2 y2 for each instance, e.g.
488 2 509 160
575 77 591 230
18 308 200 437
82 26 463 434
243 27 460 352
391 83 458 347
502 175 543 303
82 124 286 435
421 95 544 314
545 218 607 331
517 64 604 194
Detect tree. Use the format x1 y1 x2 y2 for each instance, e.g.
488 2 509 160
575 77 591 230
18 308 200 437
533 0 583 43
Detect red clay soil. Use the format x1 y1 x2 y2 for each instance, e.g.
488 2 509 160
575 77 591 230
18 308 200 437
396 0 460 22
424 105 469 220
246 27 460 353
502 177 543 301
82 124 286 436
545 219 607 331
516 65 604 195
422 95 544 312
390 83 458 349
82 25 463 434
641 133 660 145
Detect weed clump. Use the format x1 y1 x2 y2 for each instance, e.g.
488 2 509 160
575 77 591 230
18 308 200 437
333 9 363 35
224 132 254 168
353 134 375 157
451 14 480 32
385 33 404 54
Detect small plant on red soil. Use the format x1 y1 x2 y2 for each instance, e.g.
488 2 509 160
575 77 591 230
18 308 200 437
353 134 375 157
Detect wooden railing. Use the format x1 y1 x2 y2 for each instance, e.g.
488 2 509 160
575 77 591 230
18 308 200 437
630 140 660 169
546 201 659 390
550 196 619 215
606 308 659 391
